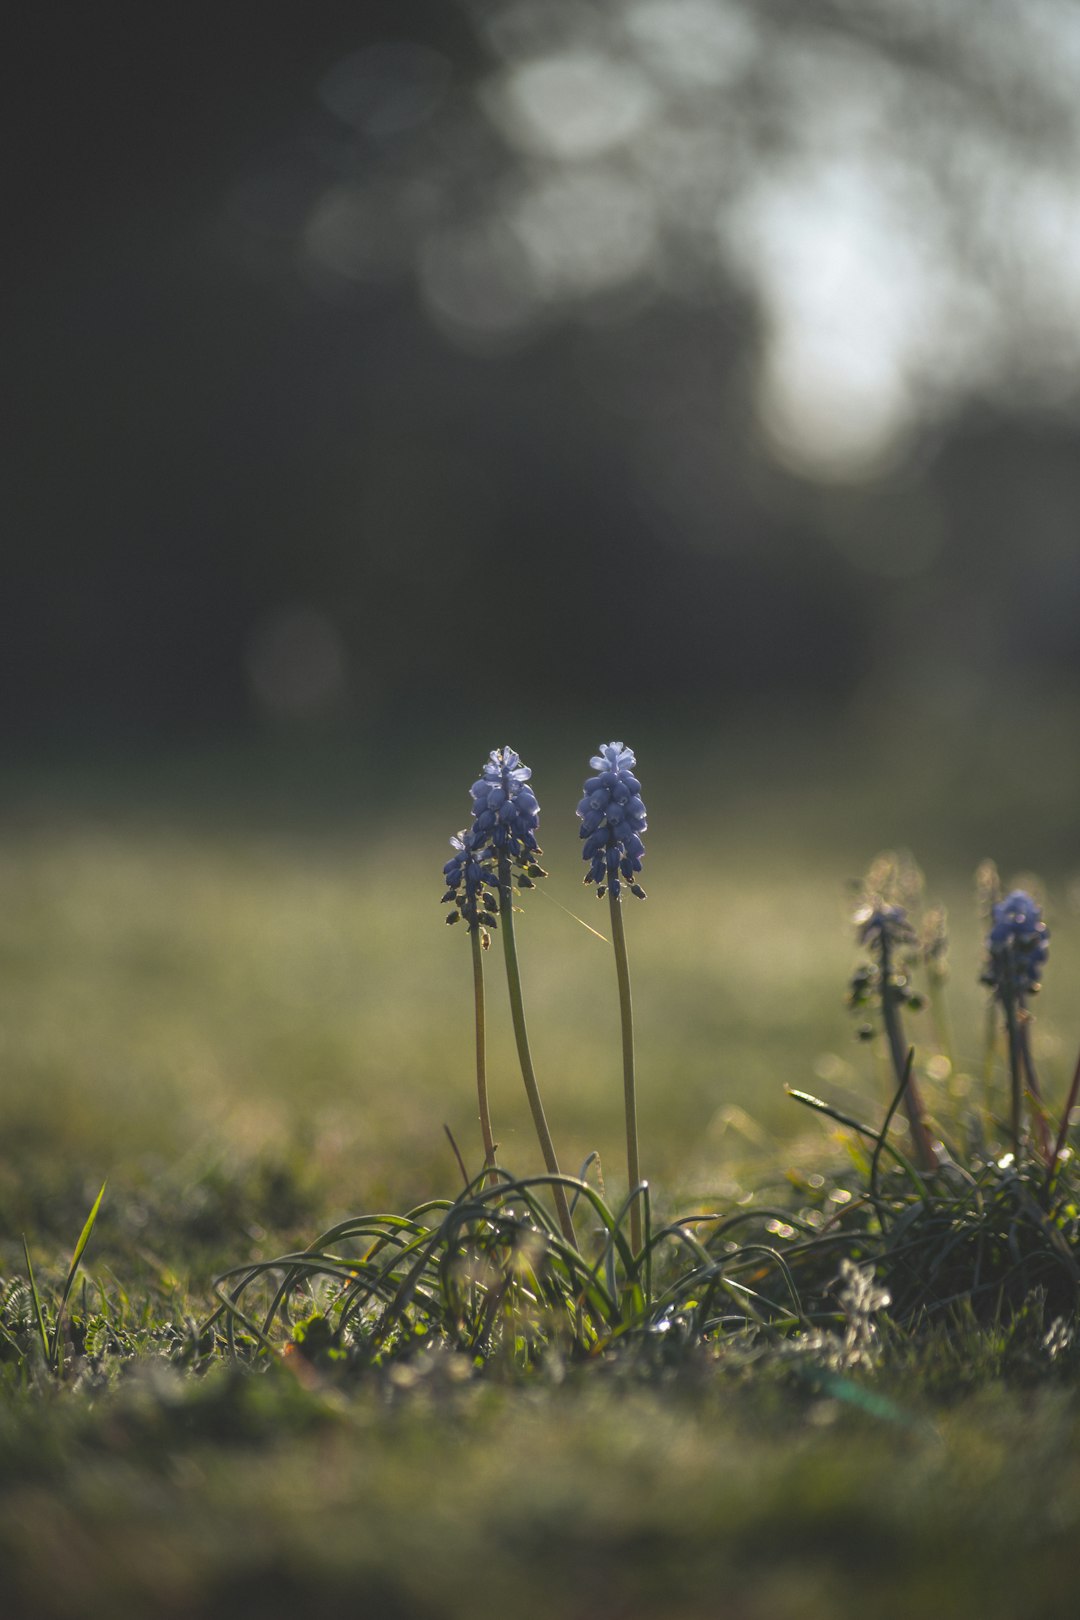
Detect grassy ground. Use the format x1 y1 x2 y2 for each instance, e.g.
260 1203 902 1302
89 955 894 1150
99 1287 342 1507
6 1362 1080 1620
3 734 1080 1618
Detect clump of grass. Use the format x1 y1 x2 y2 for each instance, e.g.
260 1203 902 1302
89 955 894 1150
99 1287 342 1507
755 858 1080 1336
12 1181 107 1377
779 1079 1080 1331
205 1160 821 1376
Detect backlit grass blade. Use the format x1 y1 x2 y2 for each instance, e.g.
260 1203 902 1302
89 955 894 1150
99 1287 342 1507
48 1180 107 1369
786 1087 928 1198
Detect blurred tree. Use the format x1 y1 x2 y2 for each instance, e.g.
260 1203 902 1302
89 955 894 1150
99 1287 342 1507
5 0 1080 747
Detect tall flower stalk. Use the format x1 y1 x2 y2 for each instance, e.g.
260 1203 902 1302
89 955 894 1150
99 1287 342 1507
442 829 499 1173
578 741 648 1254
444 747 576 1246
470 927 494 1171
981 889 1052 1163
850 903 937 1172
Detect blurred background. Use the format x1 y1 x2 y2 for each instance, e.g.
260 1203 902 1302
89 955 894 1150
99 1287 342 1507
4 0 1080 1240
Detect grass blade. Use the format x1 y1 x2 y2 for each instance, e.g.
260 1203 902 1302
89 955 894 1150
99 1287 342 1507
48 1180 107 1369
786 1087 928 1197
21 1237 51 1363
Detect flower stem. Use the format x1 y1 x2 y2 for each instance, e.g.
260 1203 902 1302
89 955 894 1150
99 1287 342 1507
470 926 497 1177
879 937 936 1172
1003 995 1024 1162
498 856 577 1248
608 887 642 1255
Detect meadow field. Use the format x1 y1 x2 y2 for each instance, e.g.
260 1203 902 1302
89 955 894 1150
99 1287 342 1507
4 722 1080 1619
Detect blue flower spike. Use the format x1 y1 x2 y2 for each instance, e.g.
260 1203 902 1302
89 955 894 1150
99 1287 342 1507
442 746 547 937
468 747 544 871
444 747 574 1245
981 888 1052 1163
577 741 647 900
983 889 1050 1002
441 831 498 934
580 741 649 1255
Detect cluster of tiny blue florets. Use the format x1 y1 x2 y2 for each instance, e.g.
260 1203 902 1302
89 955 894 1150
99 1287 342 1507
442 747 545 931
466 747 541 864
577 742 647 901
982 890 1050 1000
441 830 498 933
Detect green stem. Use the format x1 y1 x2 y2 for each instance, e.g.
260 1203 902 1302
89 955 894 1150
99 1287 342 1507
879 938 936 1172
1003 995 1024 1163
978 999 1003 1153
608 887 642 1255
498 856 577 1248
470 926 497 1176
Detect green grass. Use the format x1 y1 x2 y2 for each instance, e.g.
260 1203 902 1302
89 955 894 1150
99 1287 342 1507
5 797 1078 1224
5 1343 1080 1620
5 746 1080 1618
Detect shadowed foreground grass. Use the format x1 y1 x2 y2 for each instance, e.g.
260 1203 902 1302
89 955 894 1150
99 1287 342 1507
4 752 1080 1619
4 1357 1080 1620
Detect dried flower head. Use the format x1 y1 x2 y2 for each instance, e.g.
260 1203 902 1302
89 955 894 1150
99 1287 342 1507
920 906 949 982
853 903 917 953
849 901 923 1021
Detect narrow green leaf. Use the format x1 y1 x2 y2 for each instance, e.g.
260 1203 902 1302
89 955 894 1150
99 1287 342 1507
49 1180 107 1368
21 1236 51 1362
786 1087 927 1196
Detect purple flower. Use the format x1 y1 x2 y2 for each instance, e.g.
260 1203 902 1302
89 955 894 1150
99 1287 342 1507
577 741 647 900
982 889 1049 999
441 830 498 931
442 747 545 930
467 747 541 865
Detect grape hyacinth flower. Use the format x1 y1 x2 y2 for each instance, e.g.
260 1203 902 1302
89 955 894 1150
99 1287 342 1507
579 742 648 1252
441 831 499 936
982 890 1050 1002
981 889 1051 1161
441 827 499 1175
577 742 647 901
850 896 937 1173
468 746 543 867
442 747 575 1246
442 748 547 935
